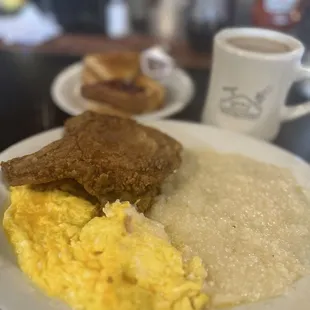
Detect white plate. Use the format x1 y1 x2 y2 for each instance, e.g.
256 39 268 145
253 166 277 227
51 63 194 120
1 120 310 310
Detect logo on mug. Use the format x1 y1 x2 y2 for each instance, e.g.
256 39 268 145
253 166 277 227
219 86 272 120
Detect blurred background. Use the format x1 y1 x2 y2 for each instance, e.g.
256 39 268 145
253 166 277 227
2 0 310 154
0 0 309 61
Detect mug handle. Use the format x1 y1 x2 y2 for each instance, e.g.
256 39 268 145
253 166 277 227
281 65 310 121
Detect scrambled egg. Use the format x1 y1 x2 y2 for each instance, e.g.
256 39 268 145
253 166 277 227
3 186 209 310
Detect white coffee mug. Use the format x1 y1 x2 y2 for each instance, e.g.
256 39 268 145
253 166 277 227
202 27 310 141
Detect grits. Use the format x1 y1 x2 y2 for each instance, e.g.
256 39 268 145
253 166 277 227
149 149 310 307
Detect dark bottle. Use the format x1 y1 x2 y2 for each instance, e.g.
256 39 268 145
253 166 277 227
129 0 149 33
186 0 235 53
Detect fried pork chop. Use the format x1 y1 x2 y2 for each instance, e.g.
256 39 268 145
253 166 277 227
1 112 182 211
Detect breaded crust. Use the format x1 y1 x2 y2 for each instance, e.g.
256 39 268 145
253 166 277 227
1 112 182 211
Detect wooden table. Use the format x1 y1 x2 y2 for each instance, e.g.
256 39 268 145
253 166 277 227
0 34 211 69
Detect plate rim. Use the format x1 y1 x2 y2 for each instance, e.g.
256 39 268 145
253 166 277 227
0 119 307 169
1 119 310 310
50 62 195 120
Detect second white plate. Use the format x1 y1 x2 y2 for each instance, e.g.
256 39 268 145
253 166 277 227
51 63 195 120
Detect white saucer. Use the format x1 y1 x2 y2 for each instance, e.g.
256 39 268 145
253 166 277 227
51 63 194 120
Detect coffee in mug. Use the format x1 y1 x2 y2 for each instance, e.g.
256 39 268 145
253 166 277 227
203 27 310 141
227 37 292 54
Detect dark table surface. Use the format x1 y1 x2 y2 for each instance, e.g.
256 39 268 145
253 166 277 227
1 51 310 161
